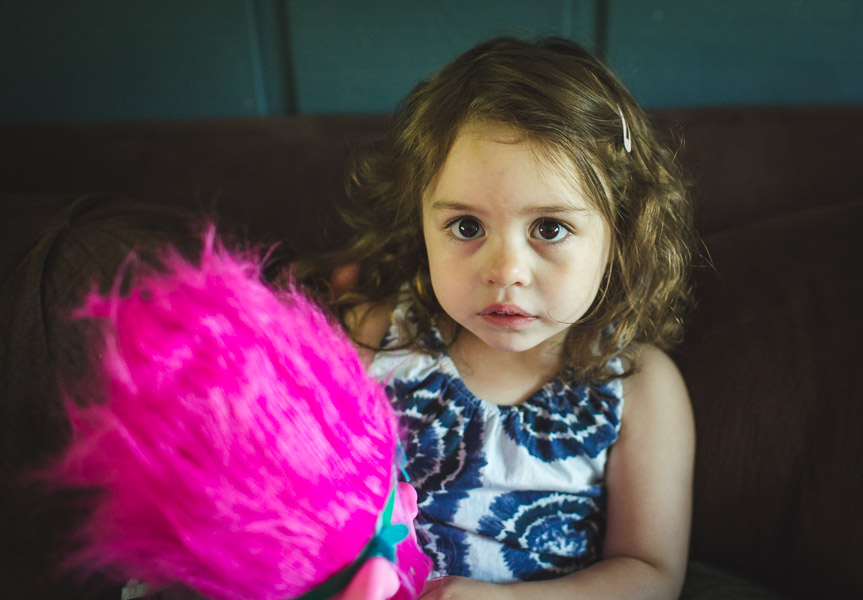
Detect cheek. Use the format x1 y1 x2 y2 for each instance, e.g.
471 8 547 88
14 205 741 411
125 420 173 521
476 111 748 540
423 235 442 279
546 256 607 309
425 233 466 278
422 220 450 270
427 257 463 305
424 238 456 302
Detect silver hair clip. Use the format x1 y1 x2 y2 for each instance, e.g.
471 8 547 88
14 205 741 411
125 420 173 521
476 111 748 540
618 106 632 153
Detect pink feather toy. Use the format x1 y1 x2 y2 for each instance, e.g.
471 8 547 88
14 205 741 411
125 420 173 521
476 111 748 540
53 228 431 600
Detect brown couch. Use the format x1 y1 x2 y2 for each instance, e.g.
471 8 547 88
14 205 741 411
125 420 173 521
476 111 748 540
2 106 861 599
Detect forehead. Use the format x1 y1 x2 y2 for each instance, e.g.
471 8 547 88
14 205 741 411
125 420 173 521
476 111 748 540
425 121 597 212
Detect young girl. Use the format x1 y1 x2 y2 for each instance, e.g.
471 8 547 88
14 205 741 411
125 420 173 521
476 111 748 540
298 36 695 599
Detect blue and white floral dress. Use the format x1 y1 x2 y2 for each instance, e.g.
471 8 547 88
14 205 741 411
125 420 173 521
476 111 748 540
368 301 624 583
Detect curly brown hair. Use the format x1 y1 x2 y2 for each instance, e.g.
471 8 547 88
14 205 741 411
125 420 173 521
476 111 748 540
297 36 694 384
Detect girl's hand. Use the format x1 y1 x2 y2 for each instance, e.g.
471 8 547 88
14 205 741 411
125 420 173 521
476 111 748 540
419 577 514 600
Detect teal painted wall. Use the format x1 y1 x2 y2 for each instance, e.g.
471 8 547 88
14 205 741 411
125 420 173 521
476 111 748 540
0 0 288 122
607 0 863 107
1 0 861 123
285 0 598 114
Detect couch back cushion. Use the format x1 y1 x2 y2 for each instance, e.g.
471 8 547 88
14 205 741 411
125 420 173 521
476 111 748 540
674 199 863 597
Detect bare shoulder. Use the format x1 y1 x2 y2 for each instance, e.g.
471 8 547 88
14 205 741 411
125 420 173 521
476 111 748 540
622 344 691 425
344 295 398 367
603 344 694 593
614 344 694 503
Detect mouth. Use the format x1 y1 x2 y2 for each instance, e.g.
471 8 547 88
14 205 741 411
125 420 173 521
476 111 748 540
479 304 537 328
480 304 531 317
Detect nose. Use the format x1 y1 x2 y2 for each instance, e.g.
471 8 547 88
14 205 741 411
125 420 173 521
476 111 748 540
482 238 530 288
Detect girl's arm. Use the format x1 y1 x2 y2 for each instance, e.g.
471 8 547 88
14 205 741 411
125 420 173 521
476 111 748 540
421 344 695 600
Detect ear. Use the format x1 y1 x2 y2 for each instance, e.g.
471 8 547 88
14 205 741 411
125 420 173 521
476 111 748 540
336 557 400 600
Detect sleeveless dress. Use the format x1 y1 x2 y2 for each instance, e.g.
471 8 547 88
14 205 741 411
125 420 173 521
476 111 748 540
368 301 624 583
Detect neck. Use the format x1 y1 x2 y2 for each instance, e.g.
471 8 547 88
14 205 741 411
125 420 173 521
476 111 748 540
441 318 564 406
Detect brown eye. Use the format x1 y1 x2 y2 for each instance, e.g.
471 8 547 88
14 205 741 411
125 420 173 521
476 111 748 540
450 218 484 240
531 219 569 242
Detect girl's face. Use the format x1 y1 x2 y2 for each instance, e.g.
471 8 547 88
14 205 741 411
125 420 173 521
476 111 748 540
422 122 611 356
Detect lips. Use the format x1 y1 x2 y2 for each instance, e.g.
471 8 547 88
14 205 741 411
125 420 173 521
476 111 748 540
479 304 537 328
480 304 531 317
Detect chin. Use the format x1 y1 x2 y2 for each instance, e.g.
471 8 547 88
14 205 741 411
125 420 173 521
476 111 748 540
473 331 547 354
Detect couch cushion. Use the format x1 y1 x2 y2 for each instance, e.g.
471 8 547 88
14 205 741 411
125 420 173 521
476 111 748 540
0 115 390 255
654 106 863 235
673 199 863 598
0 193 200 600
680 561 791 600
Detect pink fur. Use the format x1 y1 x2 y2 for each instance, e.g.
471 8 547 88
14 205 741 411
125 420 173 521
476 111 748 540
55 229 429 599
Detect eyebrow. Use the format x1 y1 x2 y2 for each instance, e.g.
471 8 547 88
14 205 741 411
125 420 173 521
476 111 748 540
429 200 592 217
